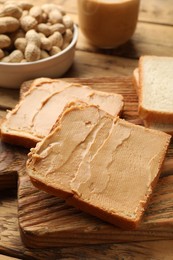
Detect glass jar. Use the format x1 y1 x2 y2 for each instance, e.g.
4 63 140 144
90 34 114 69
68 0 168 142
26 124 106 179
77 0 140 49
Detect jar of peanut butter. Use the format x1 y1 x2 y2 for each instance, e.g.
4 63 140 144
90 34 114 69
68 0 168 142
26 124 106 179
77 0 140 49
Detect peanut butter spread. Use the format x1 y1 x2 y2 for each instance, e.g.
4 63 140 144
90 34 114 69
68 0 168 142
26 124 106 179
28 103 170 225
2 79 123 144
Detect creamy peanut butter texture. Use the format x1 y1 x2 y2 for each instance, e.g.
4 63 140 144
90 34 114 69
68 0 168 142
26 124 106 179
1 79 123 147
27 104 171 228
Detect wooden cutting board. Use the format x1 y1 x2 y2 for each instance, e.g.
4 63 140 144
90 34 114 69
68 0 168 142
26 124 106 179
14 77 173 248
0 141 27 190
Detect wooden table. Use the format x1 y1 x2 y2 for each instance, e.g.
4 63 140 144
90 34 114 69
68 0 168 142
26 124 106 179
0 0 173 259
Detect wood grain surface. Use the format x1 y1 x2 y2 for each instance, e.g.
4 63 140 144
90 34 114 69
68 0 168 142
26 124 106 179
0 0 173 259
0 142 27 190
0 77 173 257
18 169 173 248
0 76 173 257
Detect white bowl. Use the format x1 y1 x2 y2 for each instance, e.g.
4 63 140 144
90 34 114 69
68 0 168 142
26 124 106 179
0 25 78 89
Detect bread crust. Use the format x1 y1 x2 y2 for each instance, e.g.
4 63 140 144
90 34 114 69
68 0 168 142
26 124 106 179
29 174 139 229
0 130 38 148
30 175 71 200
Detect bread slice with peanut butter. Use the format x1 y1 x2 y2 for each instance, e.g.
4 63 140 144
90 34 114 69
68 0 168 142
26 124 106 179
0 78 124 148
27 102 171 229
